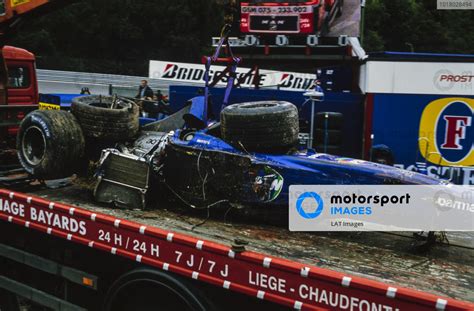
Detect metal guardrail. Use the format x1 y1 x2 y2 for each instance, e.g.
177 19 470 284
2 68 189 129
37 69 196 96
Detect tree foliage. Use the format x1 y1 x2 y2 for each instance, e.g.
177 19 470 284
8 0 474 75
12 0 224 75
363 0 474 54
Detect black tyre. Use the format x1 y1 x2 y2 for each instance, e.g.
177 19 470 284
221 101 299 153
315 112 343 130
315 129 342 145
104 269 214 311
71 95 139 141
17 110 85 179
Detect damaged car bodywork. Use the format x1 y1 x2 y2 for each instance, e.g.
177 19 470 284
15 32 447 210
91 96 446 210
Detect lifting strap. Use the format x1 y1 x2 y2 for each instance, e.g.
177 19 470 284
202 24 241 122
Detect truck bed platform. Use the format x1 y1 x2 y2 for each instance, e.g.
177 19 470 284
1 183 473 310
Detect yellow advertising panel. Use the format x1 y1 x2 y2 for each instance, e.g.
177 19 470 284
11 0 30 8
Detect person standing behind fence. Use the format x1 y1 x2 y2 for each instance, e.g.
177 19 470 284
80 87 91 95
136 80 154 99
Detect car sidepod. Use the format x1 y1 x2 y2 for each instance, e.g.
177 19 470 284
164 132 445 209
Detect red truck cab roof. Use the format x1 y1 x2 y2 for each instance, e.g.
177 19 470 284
2 45 35 61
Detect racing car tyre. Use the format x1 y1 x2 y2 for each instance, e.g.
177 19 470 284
221 101 299 153
71 95 139 141
315 112 343 130
314 129 342 145
17 110 85 179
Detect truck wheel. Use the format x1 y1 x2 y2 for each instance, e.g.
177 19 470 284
17 110 85 179
104 269 214 311
221 101 299 153
71 95 139 141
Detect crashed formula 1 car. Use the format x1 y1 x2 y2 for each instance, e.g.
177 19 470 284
15 31 446 210
15 92 446 210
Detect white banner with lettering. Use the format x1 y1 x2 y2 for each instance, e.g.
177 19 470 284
149 60 316 92
362 61 474 95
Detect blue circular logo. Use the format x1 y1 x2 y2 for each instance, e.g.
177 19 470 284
296 192 324 219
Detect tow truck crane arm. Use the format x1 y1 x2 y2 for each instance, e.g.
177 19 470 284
0 0 73 107
0 0 72 36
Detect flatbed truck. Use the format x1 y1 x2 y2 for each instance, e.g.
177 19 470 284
0 1 473 310
0 182 473 310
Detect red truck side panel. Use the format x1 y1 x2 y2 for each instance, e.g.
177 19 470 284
1 189 473 311
1 46 38 138
3 45 38 106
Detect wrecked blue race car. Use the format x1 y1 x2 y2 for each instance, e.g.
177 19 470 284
15 92 445 211
15 32 446 211
135 96 446 210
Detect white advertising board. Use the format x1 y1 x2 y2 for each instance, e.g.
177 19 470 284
149 60 316 92
362 61 474 95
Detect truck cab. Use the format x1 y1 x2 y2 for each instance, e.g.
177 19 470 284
239 0 340 36
3 45 38 106
0 46 38 144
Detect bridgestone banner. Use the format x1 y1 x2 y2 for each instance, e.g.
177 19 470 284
289 185 474 231
149 60 316 92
